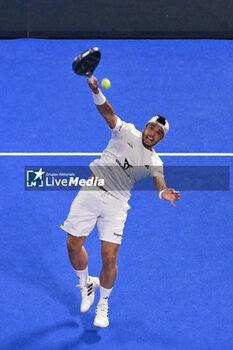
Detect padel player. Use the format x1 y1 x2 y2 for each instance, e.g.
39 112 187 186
61 76 180 328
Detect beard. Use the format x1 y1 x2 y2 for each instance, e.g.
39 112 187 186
142 131 163 148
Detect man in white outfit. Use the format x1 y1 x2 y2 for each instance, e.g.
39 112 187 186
61 76 180 328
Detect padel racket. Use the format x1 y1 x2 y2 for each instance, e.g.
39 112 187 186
72 47 101 83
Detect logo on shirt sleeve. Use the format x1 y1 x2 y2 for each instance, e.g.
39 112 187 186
127 142 134 149
118 122 124 131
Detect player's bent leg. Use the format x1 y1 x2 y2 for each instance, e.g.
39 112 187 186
94 241 120 328
67 234 88 270
67 233 100 312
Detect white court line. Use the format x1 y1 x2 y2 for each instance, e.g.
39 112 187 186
0 153 232 156
0 153 102 156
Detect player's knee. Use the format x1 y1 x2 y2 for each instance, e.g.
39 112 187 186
102 254 117 267
67 235 84 253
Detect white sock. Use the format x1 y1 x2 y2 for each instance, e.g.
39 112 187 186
100 285 113 302
75 266 88 286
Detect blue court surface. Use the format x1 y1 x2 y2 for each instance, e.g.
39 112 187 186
0 39 233 350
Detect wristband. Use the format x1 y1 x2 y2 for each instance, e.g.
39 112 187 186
158 189 166 199
92 90 106 105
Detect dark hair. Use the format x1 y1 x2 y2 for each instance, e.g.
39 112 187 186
156 115 166 125
145 115 166 128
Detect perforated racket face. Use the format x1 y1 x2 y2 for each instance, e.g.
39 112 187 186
72 47 101 77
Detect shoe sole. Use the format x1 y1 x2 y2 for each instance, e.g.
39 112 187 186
93 319 109 328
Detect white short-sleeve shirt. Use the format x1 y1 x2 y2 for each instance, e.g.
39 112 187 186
89 117 164 201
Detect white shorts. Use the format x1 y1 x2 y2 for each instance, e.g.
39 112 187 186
60 187 130 245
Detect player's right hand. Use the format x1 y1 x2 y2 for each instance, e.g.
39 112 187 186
87 76 99 93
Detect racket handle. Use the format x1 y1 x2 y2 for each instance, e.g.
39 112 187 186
87 76 94 83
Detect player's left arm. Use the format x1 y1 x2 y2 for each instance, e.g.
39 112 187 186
153 175 180 206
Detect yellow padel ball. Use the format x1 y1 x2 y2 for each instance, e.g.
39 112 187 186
101 78 111 89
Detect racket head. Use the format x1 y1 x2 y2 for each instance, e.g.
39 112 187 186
72 47 101 77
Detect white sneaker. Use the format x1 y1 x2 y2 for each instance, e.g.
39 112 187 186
93 299 109 328
77 276 100 312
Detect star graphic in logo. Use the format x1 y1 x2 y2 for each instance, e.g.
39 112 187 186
33 168 45 181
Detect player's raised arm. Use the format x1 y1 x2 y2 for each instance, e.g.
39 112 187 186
153 175 180 206
87 76 117 129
